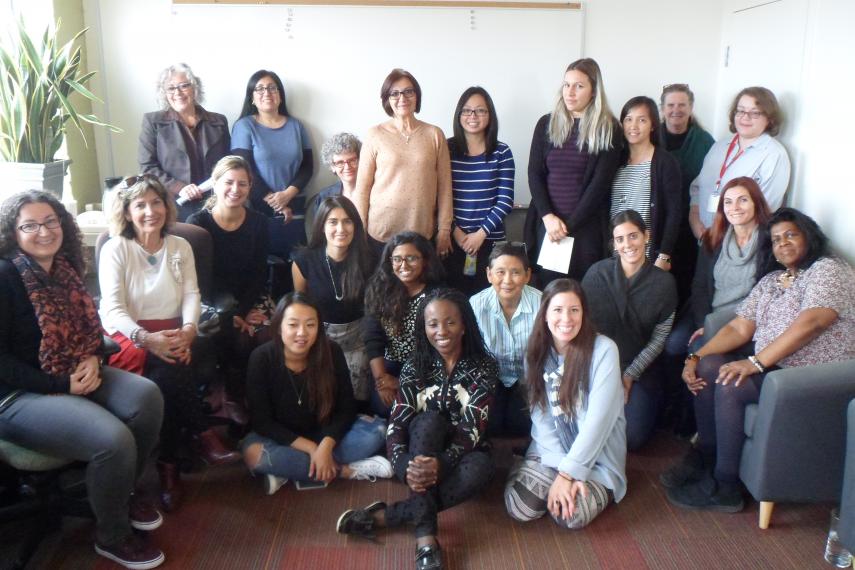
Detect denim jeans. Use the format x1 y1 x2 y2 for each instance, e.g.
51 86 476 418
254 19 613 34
624 362 665 451
0 367 163 546
242 414 386 482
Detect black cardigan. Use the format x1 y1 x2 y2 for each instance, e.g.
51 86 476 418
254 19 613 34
644 147 683 259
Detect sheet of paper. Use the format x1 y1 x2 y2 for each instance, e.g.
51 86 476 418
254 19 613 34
538 235 574 274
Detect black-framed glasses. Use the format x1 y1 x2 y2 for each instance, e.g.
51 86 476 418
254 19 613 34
388 88 416 100
18 217 62 234
118 174 157 190
461 108 489 117
332 158 358 169
390 254 422 266
253 85 279 94
166 82 193 94
735 109 766 120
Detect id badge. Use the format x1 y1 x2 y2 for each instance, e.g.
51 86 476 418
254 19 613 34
707 192 721 213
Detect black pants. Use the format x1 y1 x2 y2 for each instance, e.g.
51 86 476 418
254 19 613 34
487 382 531 438
443 239 493 297
385 411 494 537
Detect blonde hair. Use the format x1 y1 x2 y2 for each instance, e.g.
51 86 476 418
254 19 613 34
548 58 615 154
204 155 253 210
110 176 176 239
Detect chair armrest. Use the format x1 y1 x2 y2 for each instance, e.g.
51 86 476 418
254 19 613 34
102 336 120 358
839 398 855 551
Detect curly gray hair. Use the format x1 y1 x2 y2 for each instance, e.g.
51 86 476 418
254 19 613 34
156 63 205 111
320 132 362 167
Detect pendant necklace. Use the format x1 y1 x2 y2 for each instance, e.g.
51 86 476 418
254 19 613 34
325 254 344 301
285 368 305 406
136 239 160 266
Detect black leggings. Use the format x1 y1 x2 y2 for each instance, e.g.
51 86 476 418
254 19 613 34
385 411 494 538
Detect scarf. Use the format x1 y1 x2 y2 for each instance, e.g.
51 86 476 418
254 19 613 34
544 351 579 453
12 251 102 377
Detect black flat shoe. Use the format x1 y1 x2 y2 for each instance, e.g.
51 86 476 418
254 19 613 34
336 501 386 540
666 474 745 513
415 543 442 570
659 446 707 489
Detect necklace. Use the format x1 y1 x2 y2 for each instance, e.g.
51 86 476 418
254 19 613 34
285 368 305 406
135 239 161 266
777 268 802 289
325 254 344 301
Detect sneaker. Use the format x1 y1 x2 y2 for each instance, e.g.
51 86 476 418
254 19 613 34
666 474 745 513
416 543 443 570
95 535 165 570
347 456 393 482
263 474 288 496
659 446 707 489
129 494 163 531
336 500 386 540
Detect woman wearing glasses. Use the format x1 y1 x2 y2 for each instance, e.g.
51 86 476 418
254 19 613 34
307 133 362 225
363 232 446 417
100 176 240 513
232 70 314 278
688 87 790 241
445 86 515 295
139 63 230 221
353 69 453 257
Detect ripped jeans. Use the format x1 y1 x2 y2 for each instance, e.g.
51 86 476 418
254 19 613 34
241 415 386 482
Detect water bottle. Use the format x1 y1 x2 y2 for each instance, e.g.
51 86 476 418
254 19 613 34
825 508 853 568
463 253 477 277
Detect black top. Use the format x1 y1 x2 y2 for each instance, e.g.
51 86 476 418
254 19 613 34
186 208 269 315
292 247 363 324
0 259 71 400
246 340 355 446
645 147 683 258
663 129 689 152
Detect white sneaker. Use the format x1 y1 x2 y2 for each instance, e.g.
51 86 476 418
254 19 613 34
264 474 288 495
348 456 393 482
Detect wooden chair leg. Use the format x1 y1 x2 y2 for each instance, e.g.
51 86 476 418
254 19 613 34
759 501 774 529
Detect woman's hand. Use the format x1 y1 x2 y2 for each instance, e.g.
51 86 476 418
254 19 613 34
435 230 452 258
264 187 299 216
654 257 672 271
178 184 203 202
233 315 254 336
245 309 267 326
621 374 634 405
309 438 338 483
69 355 102 395
547 475 586 521
716 359 757 387
688 327 705 347
175 325 196 365
406 455 439 493
542 214 568 242
682 359 707 395
144 330 188 364
375 373 399 407
460 228 487 257
452 227 467 249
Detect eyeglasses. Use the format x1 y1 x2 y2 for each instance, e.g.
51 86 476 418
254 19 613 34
388 88 416 100
166 82 193 94
390 254 422 266
18 217 61 234
118 174 157 190
771 230 801 245
333 158 358 169
735 109 765 120
461 108 489 117
253 85 279 94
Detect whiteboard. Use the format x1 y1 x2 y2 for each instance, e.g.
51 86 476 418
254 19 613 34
88 0 583 203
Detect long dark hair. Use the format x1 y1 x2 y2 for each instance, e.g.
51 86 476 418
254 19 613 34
364 231 445 331
269 293 336 424
0 190 85 276
305 196 375 303
239 69 289 119
526 279 597 417
757 207 830 276
618 95 660 165
412 288 491 379
701 176 772 254
448 86 499 158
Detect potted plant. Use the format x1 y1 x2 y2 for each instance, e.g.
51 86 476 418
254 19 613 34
0 17 120 202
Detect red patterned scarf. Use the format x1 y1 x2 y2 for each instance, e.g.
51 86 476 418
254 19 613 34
12 251 102 376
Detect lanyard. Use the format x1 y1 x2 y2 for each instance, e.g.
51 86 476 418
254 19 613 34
715 134 745 192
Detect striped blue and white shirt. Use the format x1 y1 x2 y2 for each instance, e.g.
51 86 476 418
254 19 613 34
450 141 515 240
470 284 542 387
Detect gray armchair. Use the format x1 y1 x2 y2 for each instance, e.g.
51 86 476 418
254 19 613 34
739 358 855 529
839 399 855 551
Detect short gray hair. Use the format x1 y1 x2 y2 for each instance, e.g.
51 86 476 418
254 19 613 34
156 63 205 111
321 132 362 167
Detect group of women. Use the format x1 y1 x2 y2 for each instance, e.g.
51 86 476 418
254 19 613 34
0 55 852 570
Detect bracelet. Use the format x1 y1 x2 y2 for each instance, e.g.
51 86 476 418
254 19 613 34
748 355 766 373
557 471 573 483
130 327 149 349
685 352 700 364
657 253 672 263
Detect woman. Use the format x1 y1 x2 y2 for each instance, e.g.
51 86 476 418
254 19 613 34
689 86 790 240
307 133 362 226
292 196 376 405
186 156 270 416
138 63 230 222
337 289 498 570
470 241 542 437
610 96 681 270
445 86 515 295
524 58 621 284
0 191 165 569
231 69 313 272
99 176 240 513
362 232 445 417
352 68 453 256
505 279 626 529
242 293 392 495
665 208 855 511
582 210 677 450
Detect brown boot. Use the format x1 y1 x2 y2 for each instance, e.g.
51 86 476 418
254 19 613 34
195 429 241 466
156 461 183 513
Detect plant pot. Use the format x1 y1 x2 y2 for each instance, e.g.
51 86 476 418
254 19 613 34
0 160 71 203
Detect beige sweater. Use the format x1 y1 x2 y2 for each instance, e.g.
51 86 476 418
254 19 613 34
353 120 453 243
